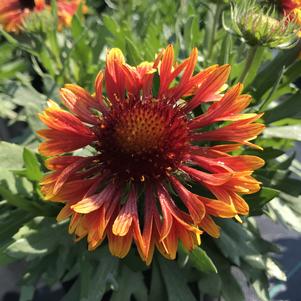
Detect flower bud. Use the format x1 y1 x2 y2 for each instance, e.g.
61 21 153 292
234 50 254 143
228 0 300 48
22 10 55 34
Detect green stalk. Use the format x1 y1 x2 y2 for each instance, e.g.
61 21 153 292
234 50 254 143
207 3 223 61
238 46 258 84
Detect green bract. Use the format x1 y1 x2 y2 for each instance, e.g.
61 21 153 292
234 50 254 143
229 0 300 48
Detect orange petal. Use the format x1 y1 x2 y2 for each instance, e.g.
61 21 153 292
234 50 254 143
214 155 265 171
170 48 198 99
158 45 174 97
45 155 83 171
200 197 237 218
108 230 132 258
105 48 126 104
199 215 220 238
53 157 92 194
181 165 232 186
57 204 73 222
192 115 265 146
60 87 98 124
229 192 249 215
170 176 206 224
72 184 116 214
112 206 133 236
38 133 94 156
189 83 243 129
157 186 174 240
184 64 231 113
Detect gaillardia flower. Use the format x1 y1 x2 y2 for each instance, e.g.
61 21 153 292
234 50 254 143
38 46 265 264
282 0 301 11
0 0 86 33
282 0 301 31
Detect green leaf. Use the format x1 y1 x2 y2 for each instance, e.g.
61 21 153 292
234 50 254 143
0 186 40 213
220 269 245 301
23 148 43 181
264 125 301 141
125 38 143 65
244 46 265 87
0 142 23 170
123 248 148 272
61 279 81 301
71 14 91 66
0 28 38 56
76 248 119 301
282 58 301 85
240 261 270 301
0 167 32 195
182 246 217 273
266 258 286 282
183 15 201 51
218 33 232 65
6 217 66 259
268 196 301 232
0 248 16 266
0 209 34 244
251 43 301 99
19 285 35 301
246 187 280 216
111 265 147 301
149 258 168 301
0 59 27 81
198 273 222 297
264 92 301 123
215 220 256 265
158 257 197 301
25 103 44 132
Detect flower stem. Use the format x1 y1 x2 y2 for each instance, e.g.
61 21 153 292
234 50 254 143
238 46 258 84
207 3 223 61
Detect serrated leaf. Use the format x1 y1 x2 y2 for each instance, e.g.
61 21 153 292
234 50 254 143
0 185 40 213
0 209 34 243
111 265 147 301
158 257 197 301
266 258 286 281
6 217 66 259
77 248 119 301
220 269 245 301
268 197 301 232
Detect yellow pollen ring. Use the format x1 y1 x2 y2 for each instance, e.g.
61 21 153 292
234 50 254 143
114 107 166 154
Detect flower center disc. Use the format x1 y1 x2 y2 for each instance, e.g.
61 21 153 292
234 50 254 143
97 100 189 182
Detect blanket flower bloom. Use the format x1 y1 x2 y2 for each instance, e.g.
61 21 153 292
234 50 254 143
0 0 86 32
38 46 265 264
282 0 301 34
